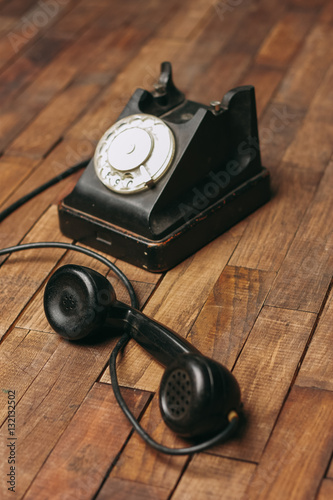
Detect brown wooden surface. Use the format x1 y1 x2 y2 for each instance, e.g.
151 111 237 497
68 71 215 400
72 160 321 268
0 1 333 499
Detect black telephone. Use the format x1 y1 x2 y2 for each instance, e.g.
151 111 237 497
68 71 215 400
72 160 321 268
58 62 270 272
0 62 271 454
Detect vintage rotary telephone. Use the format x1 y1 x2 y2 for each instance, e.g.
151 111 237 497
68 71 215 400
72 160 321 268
0 62 271 454
58 62 270 271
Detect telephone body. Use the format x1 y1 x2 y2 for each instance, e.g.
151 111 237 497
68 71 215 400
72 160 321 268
59 62 270 271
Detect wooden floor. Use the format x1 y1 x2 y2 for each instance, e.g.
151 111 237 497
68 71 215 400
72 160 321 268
0 0 333 498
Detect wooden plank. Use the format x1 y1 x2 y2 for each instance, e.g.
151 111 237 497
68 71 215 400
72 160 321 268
0 0 118 110
266 161 333 313
112 259 161 286
170 0 261 99
99 396 188 497
296 287 333 391
77 24 153 84
229 165 321 271
0 34 113 151
22 382 151 500
0 35 67 108
0 205 69 339
0 328 60 425
274 23 333 109
100 225 245 391
158 0 215 41
172 454 256 500
0 336 117 499
217 306 316 462
190 48 253 103
0 138 93 254
282 62 333 172
282 113 333 172
318 0 333 24
290 0 326 9
0 155 39 207
222 0 286 55
0 0 37 17
7 80 103 158
255 10 314 68
185 1 286 102
316 479 333 500
243 386 333 500
259 101 307 171
327 459 333 479
0 0 154 152
50 0 113 39
0 0 76 67
187 266 276 369
96 478 168 500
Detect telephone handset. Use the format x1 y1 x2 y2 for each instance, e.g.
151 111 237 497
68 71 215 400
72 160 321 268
59 62 270 271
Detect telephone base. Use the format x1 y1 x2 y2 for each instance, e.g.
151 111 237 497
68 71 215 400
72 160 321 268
58 167 270 272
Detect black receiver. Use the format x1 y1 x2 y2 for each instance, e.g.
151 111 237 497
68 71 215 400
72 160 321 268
44 264 241 442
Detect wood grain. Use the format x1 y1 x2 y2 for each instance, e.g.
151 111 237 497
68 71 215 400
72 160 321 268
0 155 38 207
172 454 255 500
7 80 103 158
0 0 74 67
316 479 333 500
0 0 158 152
296 286 333 391
0 328 60 425
0 35 67 108
218 306 316 462
23 382 151 500
327 459 333 479
274 22 333 109
282 62 333 172
266 161 333 313
229 165 321 271
96 477 169 500
0 332 116 499
255 10 314 68
243 386 333 500
0 206 69 339
0 139 93 254
100 396 189 496
188 265 276 368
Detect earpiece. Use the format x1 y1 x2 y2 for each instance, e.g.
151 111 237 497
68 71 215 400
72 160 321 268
44 265 116 340
44 264 242 448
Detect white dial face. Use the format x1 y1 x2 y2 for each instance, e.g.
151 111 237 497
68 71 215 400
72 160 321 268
94 114 175 194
